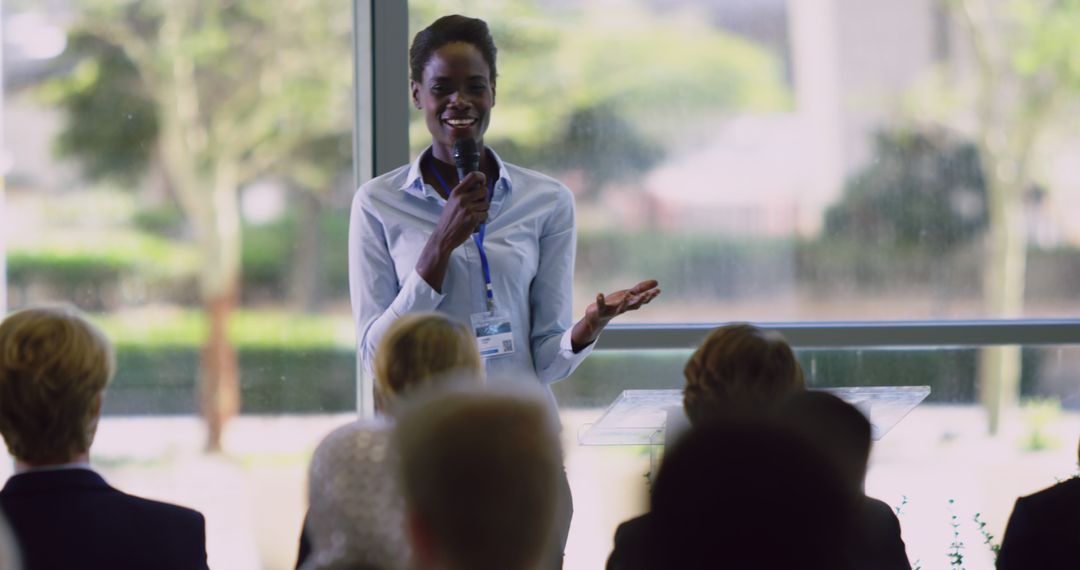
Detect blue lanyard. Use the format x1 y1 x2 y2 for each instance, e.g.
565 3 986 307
429 162 496 312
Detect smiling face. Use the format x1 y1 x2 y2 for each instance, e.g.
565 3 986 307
411 41 496 163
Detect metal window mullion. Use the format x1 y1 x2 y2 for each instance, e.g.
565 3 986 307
596 320 1080 350
353 0 410 416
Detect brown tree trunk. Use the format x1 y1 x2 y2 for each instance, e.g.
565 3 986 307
200 290 240 452
288 190 323 311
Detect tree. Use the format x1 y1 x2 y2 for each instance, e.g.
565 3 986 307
947 0 1080 433
45 0 352 450
825 128 988 251
410 0 791 199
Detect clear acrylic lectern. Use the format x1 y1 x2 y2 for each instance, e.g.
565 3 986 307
578 386 931 447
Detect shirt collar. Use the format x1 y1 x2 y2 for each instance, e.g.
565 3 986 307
401 145 513 200
15 461 94 475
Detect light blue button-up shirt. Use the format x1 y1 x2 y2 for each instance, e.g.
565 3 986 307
349 147 595 401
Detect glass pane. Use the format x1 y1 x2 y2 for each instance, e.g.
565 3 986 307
3 1 354 568
557 345 1080 569
408 0 1080 322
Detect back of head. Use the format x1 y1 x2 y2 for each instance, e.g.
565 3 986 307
683 323 805 425
0 306 114 464
648 420 854 570
373 312 482 413
395 389 561 570
779 391 872 494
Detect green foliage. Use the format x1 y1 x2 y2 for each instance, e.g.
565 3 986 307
943 500 1002 570
410 0 791 194
577 230 796 302
1020 397 1062 451
38 32 159 184
102 346 356 414
89 310 353 350
240 210 350 298
7 232 199 284
824 128 988 251
1007 0 1080 90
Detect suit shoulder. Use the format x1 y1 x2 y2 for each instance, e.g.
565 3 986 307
115 492 206 527
1017 477 1080 516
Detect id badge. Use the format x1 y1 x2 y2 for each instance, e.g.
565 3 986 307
470 310 515 358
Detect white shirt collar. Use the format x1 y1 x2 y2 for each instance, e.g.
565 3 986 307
15 461 94 475
400 145 513 199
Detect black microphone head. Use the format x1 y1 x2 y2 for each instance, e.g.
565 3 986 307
453 138 480 176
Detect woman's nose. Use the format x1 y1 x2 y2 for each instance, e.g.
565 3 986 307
447 90 470 108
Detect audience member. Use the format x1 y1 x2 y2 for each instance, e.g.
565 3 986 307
645 420 855 570
996 438 1080 570
0 306 208 570
0 512 19 570
394 388 562 570
609 323 805 569
682 323 805 424
298 312 483 569
780 391 911 570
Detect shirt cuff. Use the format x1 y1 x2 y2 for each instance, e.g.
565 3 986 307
559 326 597 363
389 269 446 317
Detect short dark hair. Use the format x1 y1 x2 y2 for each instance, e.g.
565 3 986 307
410 15 498 84
649 421 854 569
779 391 872 494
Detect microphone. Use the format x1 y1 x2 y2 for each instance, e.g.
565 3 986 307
453 138 484 231
453 138 480 182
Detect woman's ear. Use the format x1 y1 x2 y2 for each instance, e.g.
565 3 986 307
491 80 496 107
411 80 422 109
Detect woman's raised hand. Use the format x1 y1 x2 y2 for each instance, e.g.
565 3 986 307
571 279 661 352
590 279 662 323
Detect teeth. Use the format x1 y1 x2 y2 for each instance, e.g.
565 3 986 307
446 118 475 127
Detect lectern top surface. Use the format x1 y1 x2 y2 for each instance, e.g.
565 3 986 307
578 386 931 446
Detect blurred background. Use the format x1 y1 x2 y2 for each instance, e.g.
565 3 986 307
3 0 1079 568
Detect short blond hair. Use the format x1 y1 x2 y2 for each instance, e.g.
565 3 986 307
0 306 114 463
395 389 560 570
373 313 482 411
683 323 805 425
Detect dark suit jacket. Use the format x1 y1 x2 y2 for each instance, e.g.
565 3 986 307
849 496 911 570
606 514 650 570
606 497 910 570
997 477 1080 570
0 469 209 570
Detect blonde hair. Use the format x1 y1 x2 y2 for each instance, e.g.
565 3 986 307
373 313 482 411
683 323 805 425
0 306 115 463
395 389 560 570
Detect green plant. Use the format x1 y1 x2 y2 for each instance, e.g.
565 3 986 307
974 512 1001 562
947 499 967 569
1020 397 1062 451
944 499 1003 569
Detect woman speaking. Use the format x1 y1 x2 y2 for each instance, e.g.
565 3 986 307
348 14 660 567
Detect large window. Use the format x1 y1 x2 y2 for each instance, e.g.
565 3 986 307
2 0 1079 569
397 2 1079 569
3 1 355 567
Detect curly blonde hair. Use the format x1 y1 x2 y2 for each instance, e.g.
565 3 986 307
373 313 482 412
683 323 804 425
0 306 115 464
